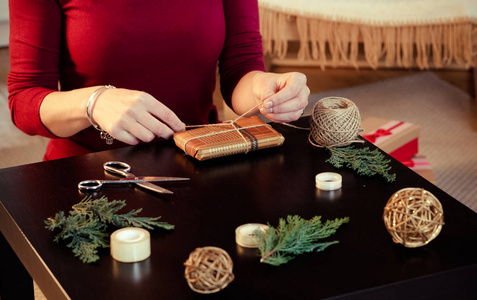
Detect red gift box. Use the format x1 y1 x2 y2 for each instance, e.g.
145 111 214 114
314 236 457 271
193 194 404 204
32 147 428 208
402 155 437 185
360 117 420 162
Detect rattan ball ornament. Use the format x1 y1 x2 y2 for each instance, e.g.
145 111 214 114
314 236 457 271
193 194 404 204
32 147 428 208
309 96 363 147
184 246 234 294
383 188 444 248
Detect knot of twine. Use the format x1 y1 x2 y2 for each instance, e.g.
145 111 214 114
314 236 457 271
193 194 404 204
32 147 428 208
308 96 364 148
183 103 265 154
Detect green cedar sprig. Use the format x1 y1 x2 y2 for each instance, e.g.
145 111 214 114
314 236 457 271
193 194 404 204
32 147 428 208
255 215 349 266
326 145 396 182
45 196 174 263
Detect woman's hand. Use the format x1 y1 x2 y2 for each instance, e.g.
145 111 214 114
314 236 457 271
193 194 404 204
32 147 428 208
91 88 185 145
252 72 310 123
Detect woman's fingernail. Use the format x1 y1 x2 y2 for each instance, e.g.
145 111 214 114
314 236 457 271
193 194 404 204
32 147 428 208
261 107 272 114
265 101 273 108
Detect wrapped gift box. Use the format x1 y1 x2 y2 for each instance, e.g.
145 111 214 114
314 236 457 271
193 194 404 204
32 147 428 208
360 117 420 162
403 155 437 185
174 116 285 161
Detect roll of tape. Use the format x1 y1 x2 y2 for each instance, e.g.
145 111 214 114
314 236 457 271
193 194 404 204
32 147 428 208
235 223 268 248
316 172 342 191
111 227 151 263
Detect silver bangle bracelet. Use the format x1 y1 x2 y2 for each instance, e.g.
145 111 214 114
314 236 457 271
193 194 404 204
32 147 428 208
86 85 116 145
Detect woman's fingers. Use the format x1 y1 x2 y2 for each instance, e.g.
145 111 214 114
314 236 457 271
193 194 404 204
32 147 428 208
144 97 186 134
109 127 140 145
257 72 310 122
93 89 185 145
261 86 309 115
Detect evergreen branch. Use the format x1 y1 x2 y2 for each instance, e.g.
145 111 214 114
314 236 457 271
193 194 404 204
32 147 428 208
112 209 175 230
326 145 396 182
45 196 174 263
72 240 102 264
256 215 349 266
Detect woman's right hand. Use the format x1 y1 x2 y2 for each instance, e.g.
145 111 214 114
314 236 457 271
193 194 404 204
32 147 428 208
90 88 186 145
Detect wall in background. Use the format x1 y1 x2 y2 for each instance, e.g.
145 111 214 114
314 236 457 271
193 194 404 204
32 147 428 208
0 0 9 47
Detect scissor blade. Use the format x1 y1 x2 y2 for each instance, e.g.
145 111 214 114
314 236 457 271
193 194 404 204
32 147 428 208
135 181 174 195
121 176 190 182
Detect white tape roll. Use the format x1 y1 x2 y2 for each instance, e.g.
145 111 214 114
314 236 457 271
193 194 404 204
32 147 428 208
235 223 268 248
316 172 342 191
111 227 151 263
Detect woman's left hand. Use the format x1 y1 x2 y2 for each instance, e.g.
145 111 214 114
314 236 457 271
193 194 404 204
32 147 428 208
252 72 310 123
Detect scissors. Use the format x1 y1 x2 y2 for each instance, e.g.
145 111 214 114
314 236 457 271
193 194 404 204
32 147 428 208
78 161 189 194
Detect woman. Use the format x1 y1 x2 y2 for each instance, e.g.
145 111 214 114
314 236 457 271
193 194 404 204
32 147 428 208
8 0 309 160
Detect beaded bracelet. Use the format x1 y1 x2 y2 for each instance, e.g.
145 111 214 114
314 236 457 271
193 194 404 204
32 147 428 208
86 85 116 145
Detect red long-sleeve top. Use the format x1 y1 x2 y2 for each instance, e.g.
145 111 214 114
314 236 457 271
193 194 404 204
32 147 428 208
8 0 265 160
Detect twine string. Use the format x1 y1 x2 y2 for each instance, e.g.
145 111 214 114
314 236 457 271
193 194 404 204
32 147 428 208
279 96 364 149
181 96 363 154
183 103 265 154
308 96 364 148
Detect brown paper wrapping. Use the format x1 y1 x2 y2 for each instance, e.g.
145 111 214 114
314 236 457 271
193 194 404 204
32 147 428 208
360 117 420 153
173 116 285 161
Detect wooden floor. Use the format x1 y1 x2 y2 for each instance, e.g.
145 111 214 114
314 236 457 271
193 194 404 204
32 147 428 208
0 47 8 83
270 65 475 98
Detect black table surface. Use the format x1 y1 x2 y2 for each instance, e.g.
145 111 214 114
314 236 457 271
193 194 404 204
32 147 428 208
1 118 476 300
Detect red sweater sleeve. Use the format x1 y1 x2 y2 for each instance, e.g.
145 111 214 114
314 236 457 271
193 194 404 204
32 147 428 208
8 0 62 138
219 0 266 107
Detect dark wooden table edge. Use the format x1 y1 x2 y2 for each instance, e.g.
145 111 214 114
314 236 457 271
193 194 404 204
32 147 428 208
0 200 70 300
325 263 477 300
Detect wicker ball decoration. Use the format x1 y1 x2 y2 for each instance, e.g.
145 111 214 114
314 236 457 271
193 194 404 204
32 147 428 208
383 188 444 248
309 96 363 147
184 246 235 294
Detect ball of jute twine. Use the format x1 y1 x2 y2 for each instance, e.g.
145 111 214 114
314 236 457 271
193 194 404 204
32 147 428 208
309 96 363 147
184 246 234 294
383 188 444 248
